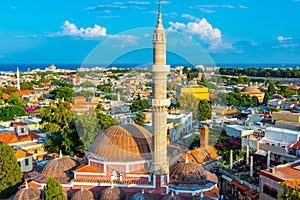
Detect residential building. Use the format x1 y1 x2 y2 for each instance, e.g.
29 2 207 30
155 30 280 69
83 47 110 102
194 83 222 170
259 160 300 200
226 124 255 138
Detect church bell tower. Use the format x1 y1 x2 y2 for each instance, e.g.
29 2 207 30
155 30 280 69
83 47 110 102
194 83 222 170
150 1 170 175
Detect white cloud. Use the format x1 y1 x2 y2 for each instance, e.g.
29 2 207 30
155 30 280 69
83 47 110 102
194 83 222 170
239 5 248 9
59 20 108 39
168 18 232 51
195 4 235 9
277 36 293 42
127 1 150 5
181 14 199 21
49 20 138 47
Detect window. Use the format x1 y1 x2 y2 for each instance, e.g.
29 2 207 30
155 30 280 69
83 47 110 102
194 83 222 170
263 185 270 195
21 128 25 133
263 184 278 199
270 188 278 199
25 158 29 166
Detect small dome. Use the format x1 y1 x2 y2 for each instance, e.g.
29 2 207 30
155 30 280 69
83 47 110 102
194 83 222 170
12 187 40 200
99 187 126 200
88 124 152 162
169 162 208 185
71 189 94 200
270 94 284 100
130 192 157 200
41 156 79 183
240 86 262 93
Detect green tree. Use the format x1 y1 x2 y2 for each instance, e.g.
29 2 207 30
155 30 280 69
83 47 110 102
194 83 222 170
130 96 150 112
74 113 101 148
278 180 300 200
2 86 18 95
251 96 259 107
0 144 23 198
0 106 27 121
50 87 73 102
198 100 212 121
134 112 145 126
41 102 84 155
263 92 270 105
44 177 66 200
80 81 96 88
97 84 111 93
7 94 27 108
268 81 276 95
96 112 117 130
177 93 198 118
20 82 33 90
74 90 94 98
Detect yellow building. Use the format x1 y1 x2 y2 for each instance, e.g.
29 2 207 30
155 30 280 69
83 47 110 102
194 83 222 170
179 87 210 101
272 111 300 123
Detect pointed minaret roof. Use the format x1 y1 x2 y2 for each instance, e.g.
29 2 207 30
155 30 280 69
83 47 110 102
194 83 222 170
156 0 163 29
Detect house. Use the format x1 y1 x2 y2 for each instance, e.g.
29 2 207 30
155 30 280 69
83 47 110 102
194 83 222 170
0 122 47 160
226 124 254 138
259 160 300 200
15 149 33 172
259 127 300 163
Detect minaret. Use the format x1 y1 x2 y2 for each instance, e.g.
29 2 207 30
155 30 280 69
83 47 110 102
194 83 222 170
17 67 20 90
150 1 170 175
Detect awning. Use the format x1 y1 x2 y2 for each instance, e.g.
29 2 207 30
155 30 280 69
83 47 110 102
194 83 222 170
255 149 267 156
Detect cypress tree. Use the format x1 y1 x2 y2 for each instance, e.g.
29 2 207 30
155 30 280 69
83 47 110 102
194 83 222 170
44 177 66 200
0 144 23 198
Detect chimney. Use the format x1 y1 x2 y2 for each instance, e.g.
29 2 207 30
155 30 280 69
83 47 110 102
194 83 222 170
200 125 209 148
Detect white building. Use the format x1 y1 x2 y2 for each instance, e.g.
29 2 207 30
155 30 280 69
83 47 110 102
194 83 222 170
259 127 300 162
167 112 193 141
225 124 254 138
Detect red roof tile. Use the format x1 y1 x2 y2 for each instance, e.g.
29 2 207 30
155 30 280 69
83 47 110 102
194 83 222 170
0 132 39 144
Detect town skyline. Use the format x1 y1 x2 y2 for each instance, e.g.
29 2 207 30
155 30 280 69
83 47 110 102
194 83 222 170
1 0 300 64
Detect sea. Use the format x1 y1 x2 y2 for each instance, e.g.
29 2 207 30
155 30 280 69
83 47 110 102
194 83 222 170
0 63 299 72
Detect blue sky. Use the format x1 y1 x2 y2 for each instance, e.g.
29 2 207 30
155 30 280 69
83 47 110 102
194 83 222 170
0 0 300 64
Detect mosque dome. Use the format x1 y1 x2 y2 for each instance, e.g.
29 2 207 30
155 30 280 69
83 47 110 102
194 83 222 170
240 86 262 94
270 94 284 100
169 162 208 185
71 189 94 200
130 192 157 200
31 156 79 184
99 186 126 200
88 124 152 162
11 187 40 200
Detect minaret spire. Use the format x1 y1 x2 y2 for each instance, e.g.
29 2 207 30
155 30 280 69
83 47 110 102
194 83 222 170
150 0 170 175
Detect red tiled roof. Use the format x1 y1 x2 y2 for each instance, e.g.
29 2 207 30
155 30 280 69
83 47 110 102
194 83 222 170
231 180 249 191
12 122 27 126
20 181 41 189
72 178 152 185
244 189 259 199
14 90 34 96
203 186 220 199
74 164 104 173
0 132 39 144
260 162 300 182
15 150 32 159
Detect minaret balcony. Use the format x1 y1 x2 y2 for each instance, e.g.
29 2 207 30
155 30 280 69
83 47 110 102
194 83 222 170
151 99 170 107
149 64 170 73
